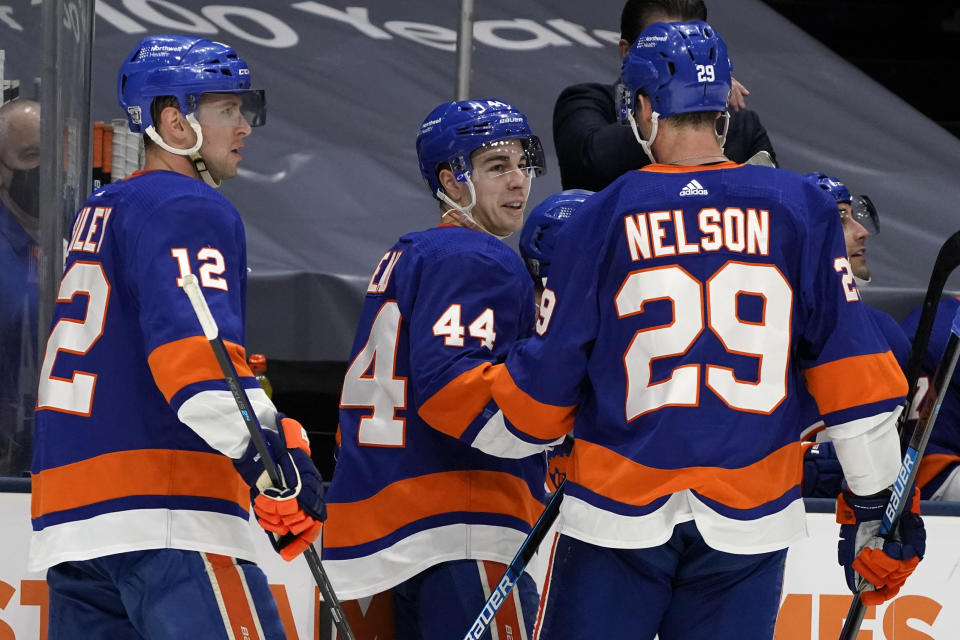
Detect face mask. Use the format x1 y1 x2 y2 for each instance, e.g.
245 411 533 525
6 166 39 218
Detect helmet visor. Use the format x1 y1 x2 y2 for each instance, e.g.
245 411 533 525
194 90 266 128
466 137 546 182
851 194 879 235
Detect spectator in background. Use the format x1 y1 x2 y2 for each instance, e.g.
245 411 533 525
0 98 40 477
553 0 777 192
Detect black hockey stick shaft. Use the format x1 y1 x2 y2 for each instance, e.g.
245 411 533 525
463 479 566 640
181 274 356 640
838 305 960 640
901 230 960 418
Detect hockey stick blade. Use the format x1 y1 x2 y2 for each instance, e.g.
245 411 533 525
463 479 566 640
838 303 960 640
181 274 357 640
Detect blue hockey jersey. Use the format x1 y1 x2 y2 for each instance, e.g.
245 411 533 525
801 304 911 441
323 225 544 599
30 170 274 571
902 296 960 497
482 162 905 553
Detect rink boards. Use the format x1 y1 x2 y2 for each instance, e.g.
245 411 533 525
1 489 958 639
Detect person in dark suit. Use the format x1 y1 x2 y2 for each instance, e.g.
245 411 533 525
553 0 777 191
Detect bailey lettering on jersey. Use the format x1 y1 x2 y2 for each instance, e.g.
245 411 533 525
624 207 769 260
67 206 114 255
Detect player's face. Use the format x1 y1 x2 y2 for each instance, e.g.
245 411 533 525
469 140 533 236
840 202 870 280
196 94 252 182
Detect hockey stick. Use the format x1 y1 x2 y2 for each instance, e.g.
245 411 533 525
838 303 960 640
462 479 566 640
901 230 960 417
181 274 356 640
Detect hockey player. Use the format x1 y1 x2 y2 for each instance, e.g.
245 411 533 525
322 99 548 639
804 173 910 364
31 35 325 639
902 298 960 500
469 22 925 639
799 174 918 498
519 190 593 493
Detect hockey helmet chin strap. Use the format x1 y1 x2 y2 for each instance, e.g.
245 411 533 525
627 108 732 164
144 113 221 189
437 175 517 240
627 108 660 164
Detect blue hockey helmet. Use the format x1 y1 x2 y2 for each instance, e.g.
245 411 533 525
416 99 546 200
520 189 593 282
621 21 731 118
118 34 265 134
804 172 851 204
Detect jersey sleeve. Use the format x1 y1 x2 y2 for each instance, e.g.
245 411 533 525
131 193 275 459
868 306 911 369
412 245 545 455
796 186 906 494
488 189 615 444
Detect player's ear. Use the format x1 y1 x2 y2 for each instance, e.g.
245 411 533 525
637 92 654 123
437 168 466 203
156 105 190 144
618 38 631 59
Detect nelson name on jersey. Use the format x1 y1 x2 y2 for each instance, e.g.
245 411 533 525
624 206 769 261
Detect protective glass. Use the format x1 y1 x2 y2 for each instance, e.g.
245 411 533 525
850 194 879 235
194 90 266 128
467 137 546 182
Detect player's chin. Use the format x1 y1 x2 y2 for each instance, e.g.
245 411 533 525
851 258 870 280
218 162 240 180
500 206 524 227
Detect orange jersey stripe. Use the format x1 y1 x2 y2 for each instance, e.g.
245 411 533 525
31 448 248 519
916 453 960 490
418 362 499 439
323 470 543 549
571 439 803 510
803 351 906 416
640 161 741 174
204 554 262 640
268 585 300 640
148 335 253 403
491 365 576 441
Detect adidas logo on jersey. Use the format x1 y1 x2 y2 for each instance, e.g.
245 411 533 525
679 180 708 197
